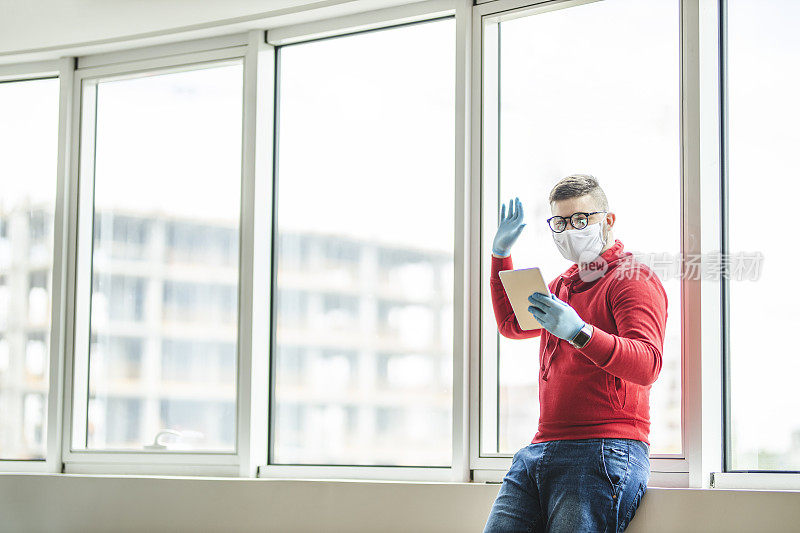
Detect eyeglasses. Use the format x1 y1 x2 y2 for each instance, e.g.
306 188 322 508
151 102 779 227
547 211 607 233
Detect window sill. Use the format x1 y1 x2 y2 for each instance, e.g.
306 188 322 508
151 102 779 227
3 473 800 533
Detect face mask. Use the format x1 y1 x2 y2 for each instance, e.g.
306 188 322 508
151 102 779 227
552 221 607 264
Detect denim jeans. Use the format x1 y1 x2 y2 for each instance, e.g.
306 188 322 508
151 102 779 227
483 438 650 533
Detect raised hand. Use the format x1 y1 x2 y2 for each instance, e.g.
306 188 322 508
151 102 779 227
492 197 526 257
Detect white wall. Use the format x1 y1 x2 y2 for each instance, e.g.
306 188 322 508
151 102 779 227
3 474 800 532
0 0 304 54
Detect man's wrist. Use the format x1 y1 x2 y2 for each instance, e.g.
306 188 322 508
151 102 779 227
569 322 586 340
568 322 593 348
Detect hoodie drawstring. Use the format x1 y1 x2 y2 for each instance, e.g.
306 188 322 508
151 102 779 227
541 277 567 382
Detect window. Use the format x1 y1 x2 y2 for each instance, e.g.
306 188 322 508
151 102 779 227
98 398 143 448
93 214 151 261
3 3 770 486
165 220 238 266
726 0 800 471
271 18 455 467
162 281 237 324
28 271 50 325
0 76 59 460
92 275 146 323
160 399 235 450
91 335 143 381
71 62 243 453
480 0 682 457
161 339 236 384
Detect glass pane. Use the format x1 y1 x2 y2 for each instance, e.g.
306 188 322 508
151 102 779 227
481 0 681 456
728 0 800 470
74 63 243 451
273 19 455 466
0 77 59 460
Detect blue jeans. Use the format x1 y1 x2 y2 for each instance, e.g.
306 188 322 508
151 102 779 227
483 438 650 533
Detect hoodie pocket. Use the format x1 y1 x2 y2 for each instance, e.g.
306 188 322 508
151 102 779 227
607 374 627 410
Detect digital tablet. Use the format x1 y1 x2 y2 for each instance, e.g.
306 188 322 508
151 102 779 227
498 267 552 331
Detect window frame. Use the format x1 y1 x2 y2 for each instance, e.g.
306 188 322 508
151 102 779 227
714 0 800 488
2 0 795 490
59 35 270 476
0 59 71 473
467 0 721 488
257 0 471 483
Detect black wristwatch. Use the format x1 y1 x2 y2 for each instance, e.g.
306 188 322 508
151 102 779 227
569 323 593 349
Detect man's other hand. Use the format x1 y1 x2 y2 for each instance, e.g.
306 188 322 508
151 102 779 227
528 292 585 341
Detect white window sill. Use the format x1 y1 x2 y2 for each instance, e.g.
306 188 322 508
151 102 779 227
3 473 800 533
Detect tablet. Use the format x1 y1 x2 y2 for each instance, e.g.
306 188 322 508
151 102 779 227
498 267 552 331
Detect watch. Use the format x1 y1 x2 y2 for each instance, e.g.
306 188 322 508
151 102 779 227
568 323 593 349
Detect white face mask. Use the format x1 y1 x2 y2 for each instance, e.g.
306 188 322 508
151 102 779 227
552 221 607 264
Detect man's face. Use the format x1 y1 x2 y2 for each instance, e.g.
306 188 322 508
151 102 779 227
550 195 614 240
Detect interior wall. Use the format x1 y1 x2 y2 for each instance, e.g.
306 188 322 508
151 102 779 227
3 474 800 533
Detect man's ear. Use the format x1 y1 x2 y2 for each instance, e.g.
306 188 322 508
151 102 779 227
603 213 615 238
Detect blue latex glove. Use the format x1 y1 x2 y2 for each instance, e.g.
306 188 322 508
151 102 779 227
492 197 526 257
527 292 586 341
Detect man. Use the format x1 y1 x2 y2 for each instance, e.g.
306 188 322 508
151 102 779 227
483 174 668 533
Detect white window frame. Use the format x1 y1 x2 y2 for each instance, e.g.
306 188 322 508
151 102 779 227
257 0 472 483
0 58 72 474
59 32 271 477
708 0 800 490
685 0 724 490
0 0 795 491
467 0 727 489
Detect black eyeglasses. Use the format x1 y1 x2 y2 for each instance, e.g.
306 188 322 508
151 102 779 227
547 211 607 233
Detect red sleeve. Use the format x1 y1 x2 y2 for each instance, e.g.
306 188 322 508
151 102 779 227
490 254 543 340
576 265 668 386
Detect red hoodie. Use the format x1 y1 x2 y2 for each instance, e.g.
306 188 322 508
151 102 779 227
490 239 668 445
